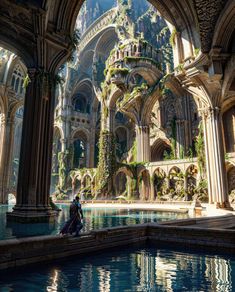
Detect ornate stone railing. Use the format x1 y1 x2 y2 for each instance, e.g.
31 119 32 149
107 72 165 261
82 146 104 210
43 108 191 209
78 8 117 52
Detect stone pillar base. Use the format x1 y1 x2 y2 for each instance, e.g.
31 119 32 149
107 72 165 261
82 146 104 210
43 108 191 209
7 206 58 223
215 202 234 211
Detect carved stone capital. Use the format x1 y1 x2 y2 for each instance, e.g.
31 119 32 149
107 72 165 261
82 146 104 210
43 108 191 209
200 106 221 121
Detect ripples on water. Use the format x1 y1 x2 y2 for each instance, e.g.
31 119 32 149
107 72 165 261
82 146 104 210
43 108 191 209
0 204 189 240
0 247 234 291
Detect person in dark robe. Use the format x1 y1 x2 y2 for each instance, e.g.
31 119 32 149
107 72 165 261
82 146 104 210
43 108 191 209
60 195 84 237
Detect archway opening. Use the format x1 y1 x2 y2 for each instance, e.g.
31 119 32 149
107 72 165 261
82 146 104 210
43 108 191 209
82 175 92 199
138 169 151 201
0 47 26 204
115 127 128 160
223 106 235 153
73 130 88 168
114 172 127 196
153 168 167 200
185 165 198 201
151 139 171 162
226 162 235 204
169 167 184 200
51 127 62 194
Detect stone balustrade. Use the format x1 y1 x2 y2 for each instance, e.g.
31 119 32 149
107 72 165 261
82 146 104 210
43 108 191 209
147 158 198 177
107 39 161 68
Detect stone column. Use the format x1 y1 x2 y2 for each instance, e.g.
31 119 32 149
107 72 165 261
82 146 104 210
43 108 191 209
60 138 67 153
86 143 90 168
72 179 75 198
202 107 231 209
136 125 150 162
7 68 57 222
127 176 131 200
176 120 181 158
89 129 95 168
102 105 115 133
184 176 188 191
0 117 15 204
166 176 170 189
150 176 155 201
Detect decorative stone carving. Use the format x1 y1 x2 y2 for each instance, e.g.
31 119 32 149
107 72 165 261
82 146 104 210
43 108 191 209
194 0 226 52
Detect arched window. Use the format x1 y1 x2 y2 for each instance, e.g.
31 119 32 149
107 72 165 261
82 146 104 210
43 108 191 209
11 76 15 88
11 64 25 95
72 95 89 113
15 78 20 93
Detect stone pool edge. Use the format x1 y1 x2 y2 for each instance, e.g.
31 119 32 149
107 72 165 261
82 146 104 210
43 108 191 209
0 214 234 271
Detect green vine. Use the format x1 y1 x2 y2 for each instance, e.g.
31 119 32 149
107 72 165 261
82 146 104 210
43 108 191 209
194 48 200 57
96 131 117 196
195 122 206 178
23 74 31 89
169 28 177 48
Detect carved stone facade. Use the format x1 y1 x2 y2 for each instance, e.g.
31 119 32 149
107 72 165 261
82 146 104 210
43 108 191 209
0 0 233 222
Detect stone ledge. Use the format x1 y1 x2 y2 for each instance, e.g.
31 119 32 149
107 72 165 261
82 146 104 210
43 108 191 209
0 215 234 270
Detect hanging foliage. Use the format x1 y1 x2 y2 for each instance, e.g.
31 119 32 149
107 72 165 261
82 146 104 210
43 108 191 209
195 122 206 178
96 131 117 196
23 74 31 89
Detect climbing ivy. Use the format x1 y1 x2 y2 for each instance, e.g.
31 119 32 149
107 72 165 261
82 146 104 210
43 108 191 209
195 122 206 178
23 74 31 88
96 131 117 196
169 28 177 48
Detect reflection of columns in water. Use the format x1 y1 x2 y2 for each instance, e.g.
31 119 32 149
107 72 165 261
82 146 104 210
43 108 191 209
205 256 232 292
98 267 111 292
136 125 150 162
46 269 59 291
136 251 155 291
79 264 93 291
155 256 176 291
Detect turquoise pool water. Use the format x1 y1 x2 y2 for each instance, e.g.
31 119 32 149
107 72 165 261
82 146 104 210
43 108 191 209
0 204 189 240
0 246 234 291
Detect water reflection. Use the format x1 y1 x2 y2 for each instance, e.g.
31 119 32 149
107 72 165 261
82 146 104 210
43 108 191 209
0 247 234 291
0 204 188 240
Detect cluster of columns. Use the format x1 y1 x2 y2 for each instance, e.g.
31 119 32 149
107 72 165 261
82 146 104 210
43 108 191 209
0 116 15 204
202 107 230 208
7 69 58 222
136 125 150 162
